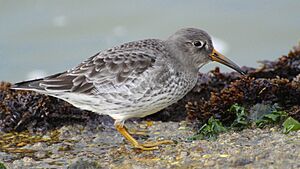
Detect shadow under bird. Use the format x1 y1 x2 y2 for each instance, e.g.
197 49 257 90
12 28 245 150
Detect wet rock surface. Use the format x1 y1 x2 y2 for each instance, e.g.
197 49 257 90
1 43 300 168
0 121 299 169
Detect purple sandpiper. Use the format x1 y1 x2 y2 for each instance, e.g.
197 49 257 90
12 28 245 150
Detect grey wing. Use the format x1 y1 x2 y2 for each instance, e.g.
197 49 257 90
13 48 158 95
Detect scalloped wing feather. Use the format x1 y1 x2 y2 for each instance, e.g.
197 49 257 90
13 39 165 95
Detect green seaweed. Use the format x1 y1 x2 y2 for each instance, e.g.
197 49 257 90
255 110 288 128
229 103 250 129
0 162 6 169
190 103 299 140
283 117 300 133
228 104 290 128
188 117 227 141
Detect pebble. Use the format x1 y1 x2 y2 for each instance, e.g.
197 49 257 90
204 160 215 167
34 151 47 159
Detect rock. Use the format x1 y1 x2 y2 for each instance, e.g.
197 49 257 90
67 159 102 169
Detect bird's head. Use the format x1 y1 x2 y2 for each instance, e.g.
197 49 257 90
167 28 245 75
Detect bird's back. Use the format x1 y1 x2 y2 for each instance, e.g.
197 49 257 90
12 39 197 121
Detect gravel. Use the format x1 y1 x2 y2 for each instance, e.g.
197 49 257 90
0 119 299 169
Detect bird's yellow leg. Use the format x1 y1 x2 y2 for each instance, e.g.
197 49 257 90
115 123 173 151
115 123 157 150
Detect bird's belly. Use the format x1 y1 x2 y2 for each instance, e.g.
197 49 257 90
107 95 181 120
107 80 195 121
57 75 196 121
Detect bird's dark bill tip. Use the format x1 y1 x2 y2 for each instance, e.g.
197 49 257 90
210 49 245 75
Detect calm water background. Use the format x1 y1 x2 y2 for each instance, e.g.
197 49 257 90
1 0 299 82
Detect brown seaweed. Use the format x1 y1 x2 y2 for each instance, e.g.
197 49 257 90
1 43 300 132
0 82 94 132
185 43 300 124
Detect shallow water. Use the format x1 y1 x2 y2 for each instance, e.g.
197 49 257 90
1 0 300 81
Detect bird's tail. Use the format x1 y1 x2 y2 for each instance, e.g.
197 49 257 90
11 78 44 91
11 72 64 92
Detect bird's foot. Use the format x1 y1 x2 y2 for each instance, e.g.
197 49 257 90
134 144 158 151
115 123 174 151
141 140 174 147
133 140 174 151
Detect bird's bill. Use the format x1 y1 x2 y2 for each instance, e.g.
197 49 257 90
210 49 245 75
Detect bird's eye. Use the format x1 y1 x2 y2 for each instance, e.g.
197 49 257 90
193 41 205 48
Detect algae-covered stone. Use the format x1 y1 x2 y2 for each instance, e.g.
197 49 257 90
0 162 7 169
